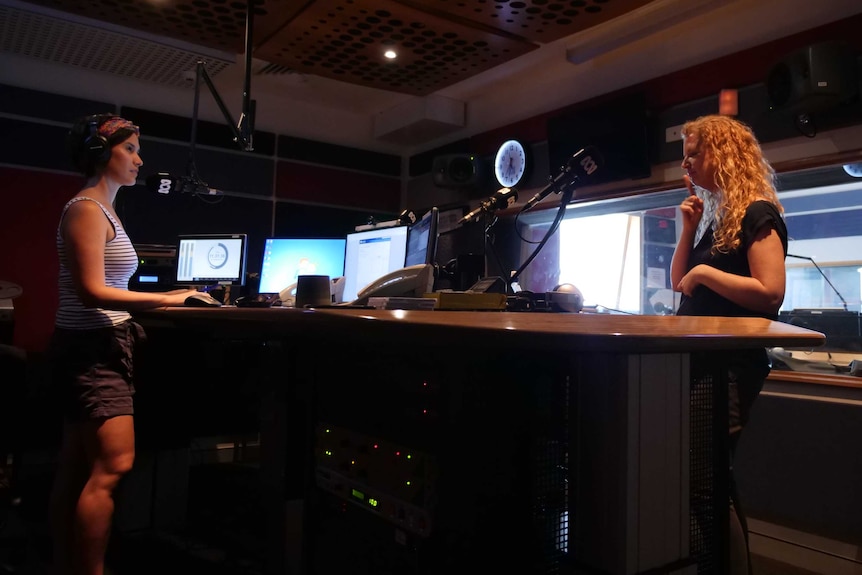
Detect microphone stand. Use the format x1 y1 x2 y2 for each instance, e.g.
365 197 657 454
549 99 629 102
786 253 849 311
509 186 575 290
187 1 256 186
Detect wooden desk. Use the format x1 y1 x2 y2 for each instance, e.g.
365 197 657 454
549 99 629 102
135 308 824 575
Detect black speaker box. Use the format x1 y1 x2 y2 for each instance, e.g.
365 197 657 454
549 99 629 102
767 41 860 115
431 154 486 188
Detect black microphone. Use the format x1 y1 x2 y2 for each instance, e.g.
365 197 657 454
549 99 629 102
786 253 849 310
145 172 223 196
522 146 602 212
458 187 519 225
398 209 417 226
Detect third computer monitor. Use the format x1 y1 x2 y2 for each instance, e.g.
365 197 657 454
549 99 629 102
404 207 439 268
342 225 408 303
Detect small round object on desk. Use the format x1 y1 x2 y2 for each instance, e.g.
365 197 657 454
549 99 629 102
0 281 23 300
546 283 584 313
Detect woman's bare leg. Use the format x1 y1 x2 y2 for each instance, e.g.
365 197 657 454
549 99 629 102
75 415 135 575
49 421 89 575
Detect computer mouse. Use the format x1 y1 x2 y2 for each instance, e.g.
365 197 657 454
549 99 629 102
184 292 223 307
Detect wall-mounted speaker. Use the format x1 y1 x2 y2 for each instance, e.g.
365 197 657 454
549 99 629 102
767 41 859 115
432 154 486 188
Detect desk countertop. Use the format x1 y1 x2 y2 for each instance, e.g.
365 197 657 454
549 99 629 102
134 307 826 354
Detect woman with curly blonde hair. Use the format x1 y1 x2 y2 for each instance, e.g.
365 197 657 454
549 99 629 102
671 114 787 575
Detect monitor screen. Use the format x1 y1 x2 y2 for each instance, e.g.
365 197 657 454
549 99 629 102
258 238 347 294
342 225 408 303
174 233 248 286
405 207 439 267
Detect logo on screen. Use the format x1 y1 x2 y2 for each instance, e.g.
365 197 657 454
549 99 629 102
207 243 229 269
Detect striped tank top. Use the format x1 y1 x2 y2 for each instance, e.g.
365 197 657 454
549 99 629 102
55 197 138 329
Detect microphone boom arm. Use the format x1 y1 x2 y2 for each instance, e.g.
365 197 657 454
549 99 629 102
188 1 256 180
787 253 849 310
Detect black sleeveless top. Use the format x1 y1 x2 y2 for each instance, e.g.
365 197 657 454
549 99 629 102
677 200 787 320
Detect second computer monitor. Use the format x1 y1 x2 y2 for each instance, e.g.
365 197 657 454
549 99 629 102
258 238 346 294
342 225 408 303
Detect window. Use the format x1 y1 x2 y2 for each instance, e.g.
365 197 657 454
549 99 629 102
513 163 862 367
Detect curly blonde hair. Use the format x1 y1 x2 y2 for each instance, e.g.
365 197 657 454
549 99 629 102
682 115 782 254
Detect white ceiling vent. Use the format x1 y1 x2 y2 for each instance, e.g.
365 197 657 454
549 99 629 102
0 0 234 88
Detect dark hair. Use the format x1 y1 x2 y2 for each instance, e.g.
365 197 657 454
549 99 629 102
66 113 140 177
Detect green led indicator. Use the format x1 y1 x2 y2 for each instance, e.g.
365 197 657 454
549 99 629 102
368 498 378 507
407 454 412 459
351 488 365 501
406 480 411 486
324 450 332 456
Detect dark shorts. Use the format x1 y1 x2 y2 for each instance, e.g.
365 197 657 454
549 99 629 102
48 320 146 421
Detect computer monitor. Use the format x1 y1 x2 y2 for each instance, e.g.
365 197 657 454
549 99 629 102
174 233 248 287
342 225 408 303
258 238 347 294
405 207 439 267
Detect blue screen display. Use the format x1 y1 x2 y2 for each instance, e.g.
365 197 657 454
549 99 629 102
258 238 347 293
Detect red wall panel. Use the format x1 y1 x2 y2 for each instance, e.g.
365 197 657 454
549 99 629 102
0 168 81 351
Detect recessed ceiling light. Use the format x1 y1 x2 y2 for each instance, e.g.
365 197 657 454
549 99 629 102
384 50 397 60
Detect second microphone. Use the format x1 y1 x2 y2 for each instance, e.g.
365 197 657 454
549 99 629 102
458 187 519 225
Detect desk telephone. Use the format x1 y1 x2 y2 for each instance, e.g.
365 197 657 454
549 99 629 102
351 264 435 306
278 265 434 307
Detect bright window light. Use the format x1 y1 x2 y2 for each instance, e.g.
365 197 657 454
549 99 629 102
559 213 641 312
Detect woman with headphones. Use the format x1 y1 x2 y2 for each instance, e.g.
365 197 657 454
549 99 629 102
48 114 197 575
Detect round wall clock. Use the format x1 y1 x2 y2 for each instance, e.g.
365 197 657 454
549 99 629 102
494 139 528 188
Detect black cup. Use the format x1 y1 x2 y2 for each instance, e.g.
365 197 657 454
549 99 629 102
295 275 332 308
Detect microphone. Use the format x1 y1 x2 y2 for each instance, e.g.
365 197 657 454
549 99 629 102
522 146 602 212
458 187 519 225
786 253 849 310
398 209 417 226
145 172 223 196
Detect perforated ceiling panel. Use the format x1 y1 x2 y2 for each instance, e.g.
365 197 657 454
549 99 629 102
257 0 539 96
7 0 655 95
404 0 655 44
0 3 232 87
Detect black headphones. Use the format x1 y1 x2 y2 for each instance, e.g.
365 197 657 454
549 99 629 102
80 115 112 170
69 114 114 174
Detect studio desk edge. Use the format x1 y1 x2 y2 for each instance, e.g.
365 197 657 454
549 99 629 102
133 307 824 575
134 306 824 352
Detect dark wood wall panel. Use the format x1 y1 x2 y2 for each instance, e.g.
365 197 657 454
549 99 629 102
0 84 113 124
0 118 77 172
275 160 401 212
278 135 401 176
